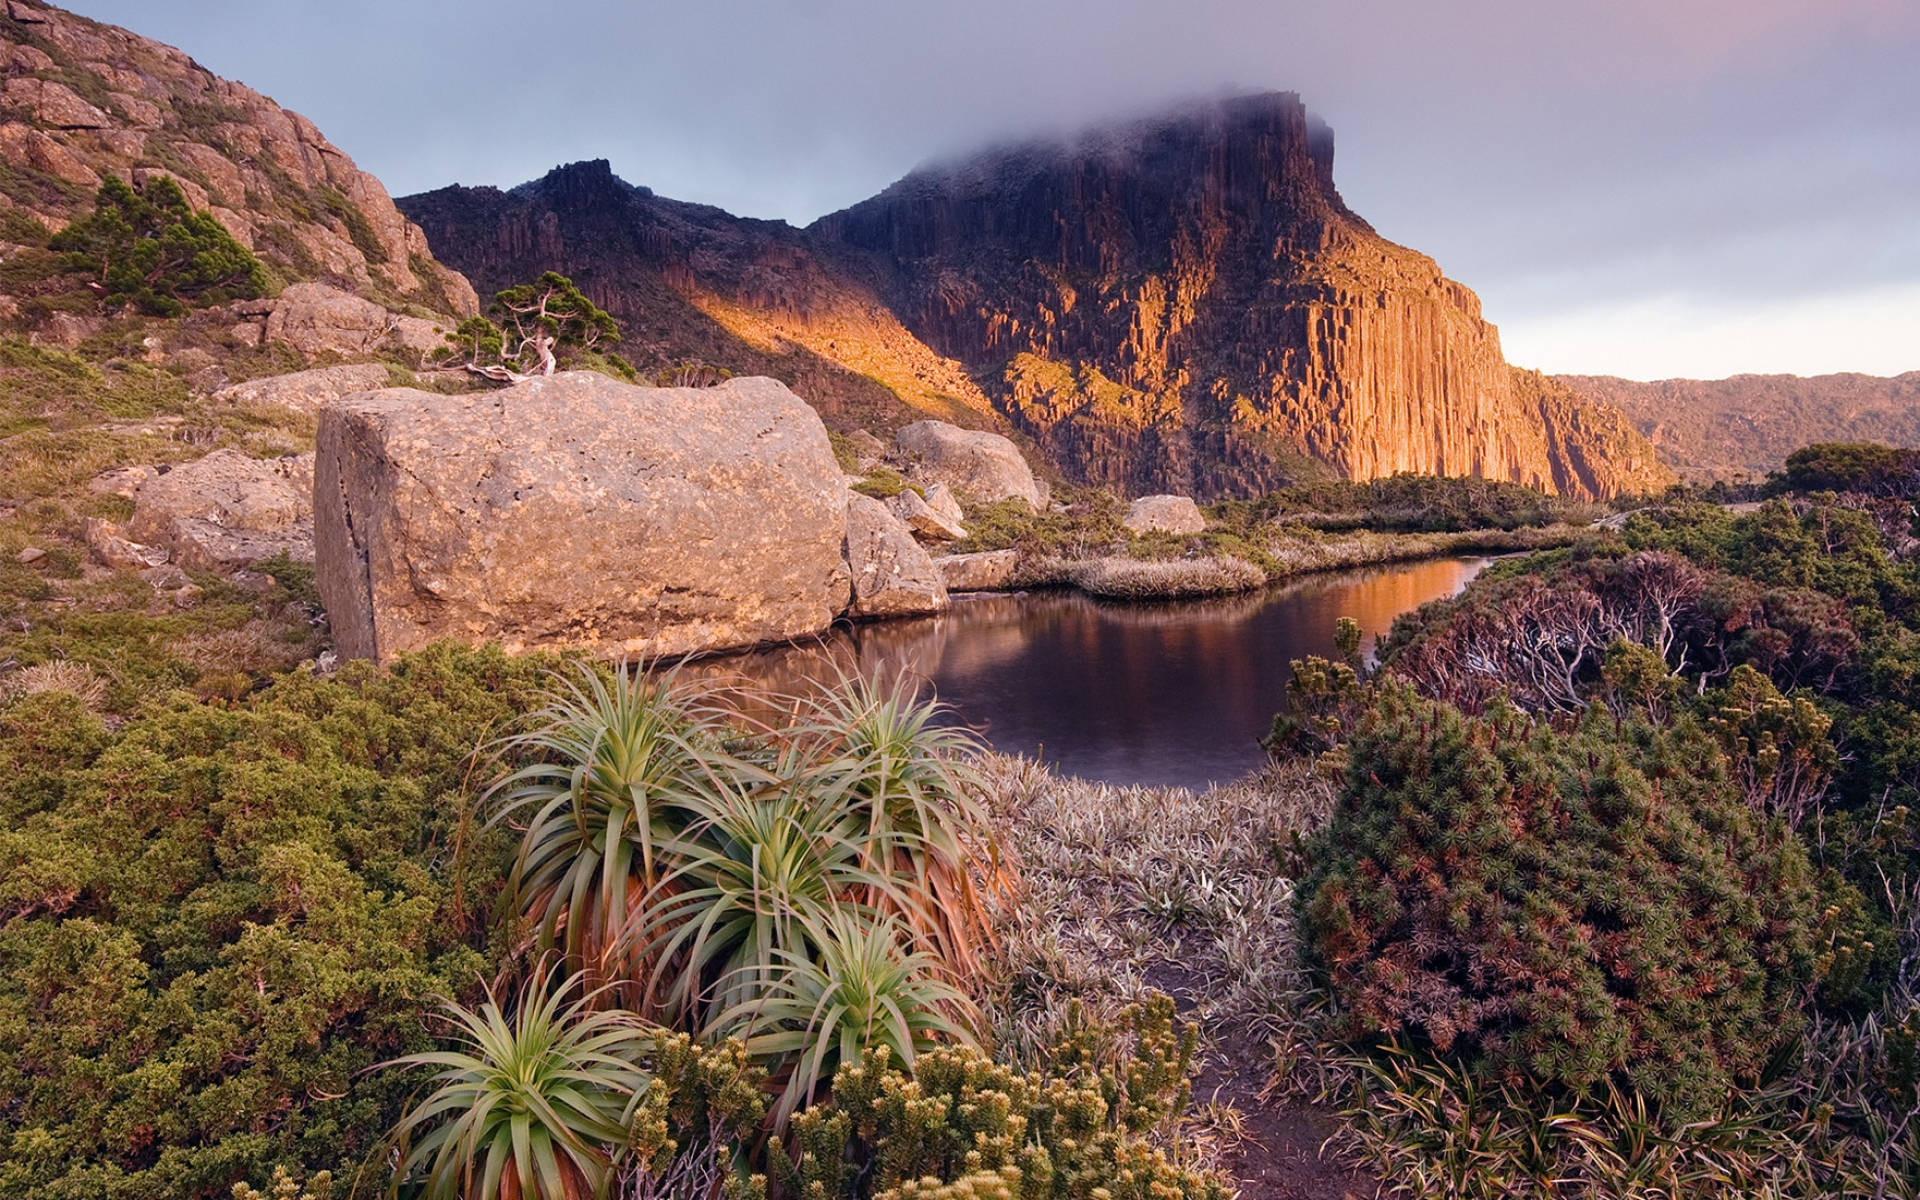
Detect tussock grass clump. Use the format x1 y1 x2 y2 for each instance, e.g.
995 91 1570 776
0 658 105 709
973 753 1335 1069
1069 554 1265 599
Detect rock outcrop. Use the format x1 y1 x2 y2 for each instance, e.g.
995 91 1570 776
1123 495 1207 536
0 0 475 315
886 488 966 542
213 363 393 415
402 96 1667 501
263 284 449 361
815 94 1664 500
935 549 1020 592
314 373 852 663
127 448 314 568
845 493 948 617
397 159 997 431
894 420 1045 509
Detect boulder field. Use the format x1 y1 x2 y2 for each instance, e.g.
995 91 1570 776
313 372 971 663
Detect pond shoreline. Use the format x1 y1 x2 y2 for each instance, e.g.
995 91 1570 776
923 522 1578 604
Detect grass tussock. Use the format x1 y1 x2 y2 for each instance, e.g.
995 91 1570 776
1065 554 1267 599
974 753 1334 1072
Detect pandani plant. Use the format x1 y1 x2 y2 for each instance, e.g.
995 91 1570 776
442 662 996 1162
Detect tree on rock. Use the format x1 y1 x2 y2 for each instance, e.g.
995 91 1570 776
442 271 624 383
50 176 265 315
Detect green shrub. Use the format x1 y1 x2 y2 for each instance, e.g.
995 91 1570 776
1299 683 1822 1118
770 995 1223 1200
0 644 554 1199
49 176 265 316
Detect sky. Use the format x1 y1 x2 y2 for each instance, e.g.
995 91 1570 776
67 0 1920 381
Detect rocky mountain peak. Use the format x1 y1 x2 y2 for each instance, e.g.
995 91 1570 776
817 91 1356 262
403 93 1673 501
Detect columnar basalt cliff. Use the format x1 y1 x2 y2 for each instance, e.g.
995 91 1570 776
811 94 1667 499
402 94 1670 499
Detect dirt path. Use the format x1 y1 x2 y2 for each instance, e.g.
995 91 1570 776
1147 964 1380 1200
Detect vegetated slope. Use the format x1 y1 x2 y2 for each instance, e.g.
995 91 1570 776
1558 371 1920 483
402 96 1672 501
399 160 1001 433
0 0 473 316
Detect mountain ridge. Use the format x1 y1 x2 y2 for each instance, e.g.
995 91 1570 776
402 97 1673 500
1558 370 1920 482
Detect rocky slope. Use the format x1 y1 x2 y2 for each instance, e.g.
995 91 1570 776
403 94 1669 500
398 160 999 433
1558 371 1920 482
0 0 474 316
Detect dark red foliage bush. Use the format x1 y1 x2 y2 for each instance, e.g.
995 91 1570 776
1299 682 1823 1117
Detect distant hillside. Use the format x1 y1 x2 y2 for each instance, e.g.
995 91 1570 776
398 160 1000 435
1558 371 1920 482
403 96 1672 501
0 0 474 317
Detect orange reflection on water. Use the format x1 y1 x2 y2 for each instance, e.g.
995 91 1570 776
694 557 1487 789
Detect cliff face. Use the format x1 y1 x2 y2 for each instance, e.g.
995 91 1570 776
402 94 1670 499
0 0 474 315
1558 372 1920 482
812 94 1666 499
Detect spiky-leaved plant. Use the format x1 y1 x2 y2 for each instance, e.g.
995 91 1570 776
627 771 893 1026
705 908 978 1122
490 666 746 1009
786 673 998 972
384 964 656 1200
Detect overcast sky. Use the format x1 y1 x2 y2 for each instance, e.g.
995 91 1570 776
69 0 1920 381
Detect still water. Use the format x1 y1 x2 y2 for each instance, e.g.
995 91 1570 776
709 557 1488 790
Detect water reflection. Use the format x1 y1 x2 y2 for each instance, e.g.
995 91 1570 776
695 557 1487 790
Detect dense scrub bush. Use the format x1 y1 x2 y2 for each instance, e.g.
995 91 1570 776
0 645 553 1199
768 996 1222 1200
1769 441 1920 499
1210 473 1592 535
49 176 265 315
1299 683 1822 1118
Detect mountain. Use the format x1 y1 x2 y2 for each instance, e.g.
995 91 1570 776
402 95 1671 500
1558 372 1920 482
398 159 998 433
0 0 473 316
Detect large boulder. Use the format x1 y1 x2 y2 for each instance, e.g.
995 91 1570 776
845 493 948 618
265 283 448 361
127 448 314 568
213 362 392 415
894 420 1044 509
314 372 852 663
1124 494 1207 536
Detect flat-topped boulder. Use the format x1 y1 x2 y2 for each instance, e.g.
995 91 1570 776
314 372 852 663
1124 494 1207 536
894 420 1044 509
